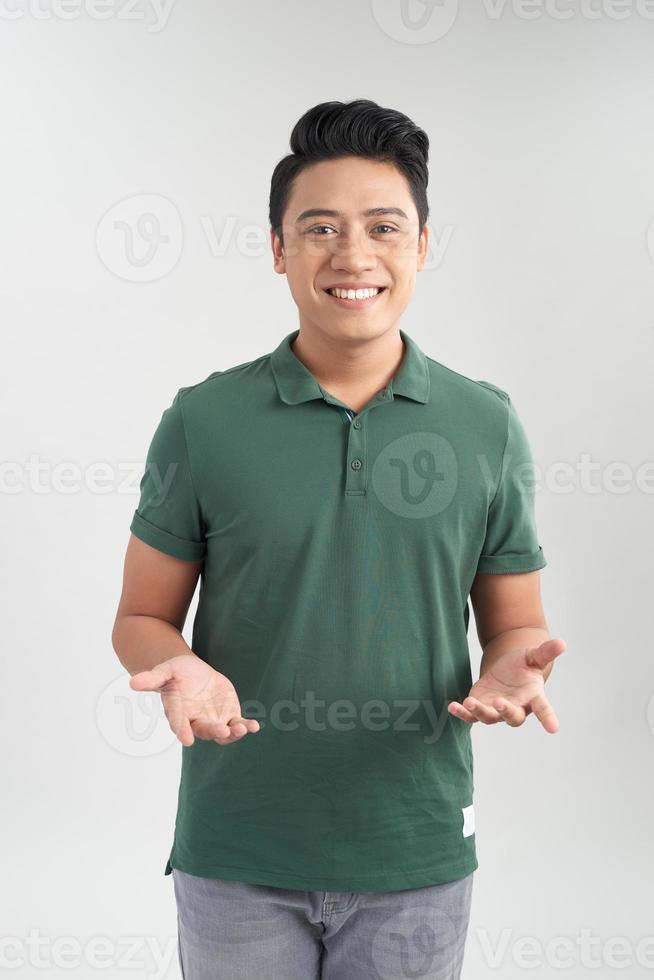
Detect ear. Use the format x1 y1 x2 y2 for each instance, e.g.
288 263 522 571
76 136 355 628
271 228 286 275
416 222 429 272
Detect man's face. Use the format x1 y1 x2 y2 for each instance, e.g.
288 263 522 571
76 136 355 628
271 156 429 343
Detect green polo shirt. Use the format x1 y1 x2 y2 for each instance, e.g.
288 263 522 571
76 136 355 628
129 327 547 892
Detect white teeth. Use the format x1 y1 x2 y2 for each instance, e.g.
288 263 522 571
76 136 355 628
328 287 381 300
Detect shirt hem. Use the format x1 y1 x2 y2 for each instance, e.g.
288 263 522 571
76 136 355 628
164 852 478 893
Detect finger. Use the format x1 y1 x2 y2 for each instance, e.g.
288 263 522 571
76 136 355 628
225 715 261 736
211 722 232 741
463 696 502 724
493 698 526 727
226 717 261 737
448 701 478 724
211 717 257 744
129 661 175 692
213 728 247 746
176 716 195 746
191 716 229 740
529 693 559 733
215 718 247 739
188 701 245 742
161 690 194 745
163 701 195 745
526 637 566 671
195 704 236 742
228 720 248 737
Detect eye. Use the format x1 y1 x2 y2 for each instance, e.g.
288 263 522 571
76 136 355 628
373 224 397 234
306 225 336 235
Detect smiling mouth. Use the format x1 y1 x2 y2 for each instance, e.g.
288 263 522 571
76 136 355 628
323 286 387 307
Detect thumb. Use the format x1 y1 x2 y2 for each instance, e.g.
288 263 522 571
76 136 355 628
526 637 566 670
129 660 176 692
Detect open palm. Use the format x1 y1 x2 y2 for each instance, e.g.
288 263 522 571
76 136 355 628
130 654 260 747
448 637 565 733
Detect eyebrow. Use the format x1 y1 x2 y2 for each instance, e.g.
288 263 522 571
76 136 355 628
295 207 409 224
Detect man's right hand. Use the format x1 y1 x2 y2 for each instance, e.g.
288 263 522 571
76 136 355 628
129 654 260 747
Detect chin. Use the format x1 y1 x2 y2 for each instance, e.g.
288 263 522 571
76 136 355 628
330 322 390 343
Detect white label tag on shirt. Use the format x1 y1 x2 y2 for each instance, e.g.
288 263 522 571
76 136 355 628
462 804 475 838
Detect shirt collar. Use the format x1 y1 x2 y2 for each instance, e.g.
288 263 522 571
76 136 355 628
270 328 430 406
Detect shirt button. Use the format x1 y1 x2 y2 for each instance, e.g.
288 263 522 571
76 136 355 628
377 389 387 400
353 419 361 429
351 458 362 470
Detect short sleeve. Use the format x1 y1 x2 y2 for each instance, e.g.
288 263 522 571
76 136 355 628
129 390 207 561
476 394 547 575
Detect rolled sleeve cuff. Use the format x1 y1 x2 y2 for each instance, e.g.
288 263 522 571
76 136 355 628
130 511 206 561
476 546 547 575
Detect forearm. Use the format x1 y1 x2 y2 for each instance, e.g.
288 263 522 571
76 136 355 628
112 614 199 676
480 626 553 681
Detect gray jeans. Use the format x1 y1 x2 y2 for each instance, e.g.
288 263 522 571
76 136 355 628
172 867 474 979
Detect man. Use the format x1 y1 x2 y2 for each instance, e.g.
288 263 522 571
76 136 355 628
112 99 565 979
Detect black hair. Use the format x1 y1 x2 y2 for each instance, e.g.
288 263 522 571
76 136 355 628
269 99 429 245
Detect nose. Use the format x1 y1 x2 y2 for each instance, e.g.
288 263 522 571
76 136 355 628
329 228 377 275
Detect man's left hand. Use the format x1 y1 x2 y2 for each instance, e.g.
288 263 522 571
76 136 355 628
447 637 566 733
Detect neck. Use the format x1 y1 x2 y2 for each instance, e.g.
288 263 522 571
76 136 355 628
290 326 405 414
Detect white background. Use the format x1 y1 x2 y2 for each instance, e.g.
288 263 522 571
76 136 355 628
2 1 653 977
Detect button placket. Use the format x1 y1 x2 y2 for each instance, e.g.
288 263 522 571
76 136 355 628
321 386 393 497
345 416 365 493
344 390 393 495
